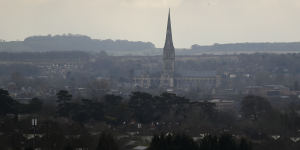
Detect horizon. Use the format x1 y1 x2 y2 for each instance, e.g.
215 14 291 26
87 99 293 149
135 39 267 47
1 33 300 49
1 0 300 48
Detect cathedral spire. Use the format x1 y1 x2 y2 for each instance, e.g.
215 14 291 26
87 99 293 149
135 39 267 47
164 8 174 49
161 9 175 89
168 8 171 30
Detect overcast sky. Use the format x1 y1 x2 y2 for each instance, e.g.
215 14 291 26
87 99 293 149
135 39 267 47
1 0 300 48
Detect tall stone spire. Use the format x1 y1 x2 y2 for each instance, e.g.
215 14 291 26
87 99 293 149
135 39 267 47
164 8 174 50
160 9 175 89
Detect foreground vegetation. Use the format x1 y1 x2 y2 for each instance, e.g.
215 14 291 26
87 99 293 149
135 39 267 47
0 89 300 149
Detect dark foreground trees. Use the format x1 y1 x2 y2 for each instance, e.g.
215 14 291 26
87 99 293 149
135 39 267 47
0 89 17 116
56 90 73 117
0 89 43 116
240 95 272 120
148 133 252 150
148 134 198 150
96 132 119 150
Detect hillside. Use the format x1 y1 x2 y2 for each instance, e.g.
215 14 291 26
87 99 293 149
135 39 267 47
190 42 300 52
0 34 156 54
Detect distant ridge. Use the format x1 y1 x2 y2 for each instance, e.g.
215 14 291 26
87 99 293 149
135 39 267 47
0 34 156 53
1 34 300 55
191 42 300 52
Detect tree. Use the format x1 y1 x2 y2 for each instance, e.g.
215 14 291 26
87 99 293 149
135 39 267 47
102 95 131 125
72 99 104 123
27 98 43 113
218 134 236 150
238 138 252 150
199 101 217 120
148 133 199 150
40 120 66 150
96 132 119 150
200 135 218 150
56 90 72 104
200 134 252 150
280 103 300 133
64 145 73 150
0 89 17 116
103 94 122 106
157 92 190 122
128 92 156 123
56 90 73 117
240 95 272 120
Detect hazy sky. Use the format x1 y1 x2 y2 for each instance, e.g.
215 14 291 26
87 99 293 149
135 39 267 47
1 0 300 48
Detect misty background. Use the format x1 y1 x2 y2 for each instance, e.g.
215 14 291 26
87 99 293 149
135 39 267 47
1 0 300 48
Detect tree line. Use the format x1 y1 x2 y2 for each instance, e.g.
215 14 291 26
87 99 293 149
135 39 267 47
148 133 252 150
1 88 300 149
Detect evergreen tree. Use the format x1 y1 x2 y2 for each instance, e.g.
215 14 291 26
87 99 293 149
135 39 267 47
56 90 72 104
0 89 18 115
56 90 73 117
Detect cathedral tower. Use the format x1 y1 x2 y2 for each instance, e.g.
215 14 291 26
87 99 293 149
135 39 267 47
160 9 175 89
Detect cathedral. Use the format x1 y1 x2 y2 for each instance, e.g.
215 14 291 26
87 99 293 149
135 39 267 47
134 10 220 92
160 9 175 89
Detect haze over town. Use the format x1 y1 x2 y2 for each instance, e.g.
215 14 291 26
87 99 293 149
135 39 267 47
1 1 300 150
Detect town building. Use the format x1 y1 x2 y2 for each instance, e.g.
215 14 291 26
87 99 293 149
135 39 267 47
134 9 220 91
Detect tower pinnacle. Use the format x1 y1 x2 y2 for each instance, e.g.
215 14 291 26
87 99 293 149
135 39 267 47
164 8 174 51
160 9 175 89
